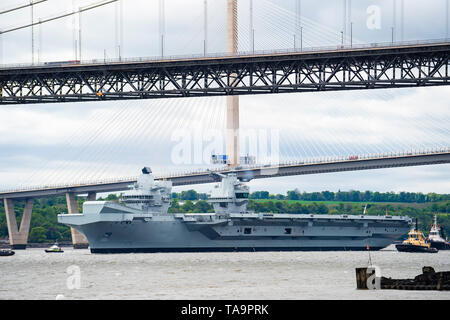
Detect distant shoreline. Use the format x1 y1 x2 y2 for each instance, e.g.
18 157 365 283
0 242 74 249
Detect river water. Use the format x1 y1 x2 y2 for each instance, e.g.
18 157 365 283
0 245 449 300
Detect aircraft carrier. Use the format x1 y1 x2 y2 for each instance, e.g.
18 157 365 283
58 167 412 253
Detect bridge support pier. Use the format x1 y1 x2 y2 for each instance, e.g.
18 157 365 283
87 191 97 201
3 198 33 249
65 192 89 249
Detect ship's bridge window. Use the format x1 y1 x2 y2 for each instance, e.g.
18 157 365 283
244 228 252 234
236 193 249 199
123 195 153 200
124 200 152 204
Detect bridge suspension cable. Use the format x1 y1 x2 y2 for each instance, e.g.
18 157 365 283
159 0 165 57
0 0 48 15
2 85 449 190
447 0 449 39
115 0 123 59
31 1 35 64
239 0 358 51
204 0 208 55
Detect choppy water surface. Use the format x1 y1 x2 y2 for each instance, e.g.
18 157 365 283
0 245 449 300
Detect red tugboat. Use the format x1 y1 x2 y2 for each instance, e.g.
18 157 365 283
428 215 450 250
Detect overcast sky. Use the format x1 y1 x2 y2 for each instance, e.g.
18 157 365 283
0 0 449 194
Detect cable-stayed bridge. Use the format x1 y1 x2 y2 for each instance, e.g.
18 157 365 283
0 0 449 249
0 149 449 200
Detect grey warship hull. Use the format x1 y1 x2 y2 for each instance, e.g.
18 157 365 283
60 211 411 253
58 168 411 253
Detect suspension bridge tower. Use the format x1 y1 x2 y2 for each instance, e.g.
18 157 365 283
226 0 240 167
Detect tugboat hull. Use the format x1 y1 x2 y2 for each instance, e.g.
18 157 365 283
430 241 450 250
0 250 15 256
396 243 438 253
428 215 449 250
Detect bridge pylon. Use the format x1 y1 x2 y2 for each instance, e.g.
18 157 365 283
226 0 240 168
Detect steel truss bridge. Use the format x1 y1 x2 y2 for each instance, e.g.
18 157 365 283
0 40 449 104
1 150 449 201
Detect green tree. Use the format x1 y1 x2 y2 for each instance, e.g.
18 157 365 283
317 203 329 214
168 198 181 213
29 227 48 243
250 191 269 199
105 194 118 201
194 201 213 213
286 190 300 200
181 200 196 212
181 190 198 201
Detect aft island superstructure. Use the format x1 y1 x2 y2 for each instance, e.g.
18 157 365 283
58 167 411 253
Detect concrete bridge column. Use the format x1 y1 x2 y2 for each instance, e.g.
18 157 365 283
87 192 97 201
65 192 89 249
4 198 33 249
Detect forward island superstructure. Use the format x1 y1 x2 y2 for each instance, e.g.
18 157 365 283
58 167 412 253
